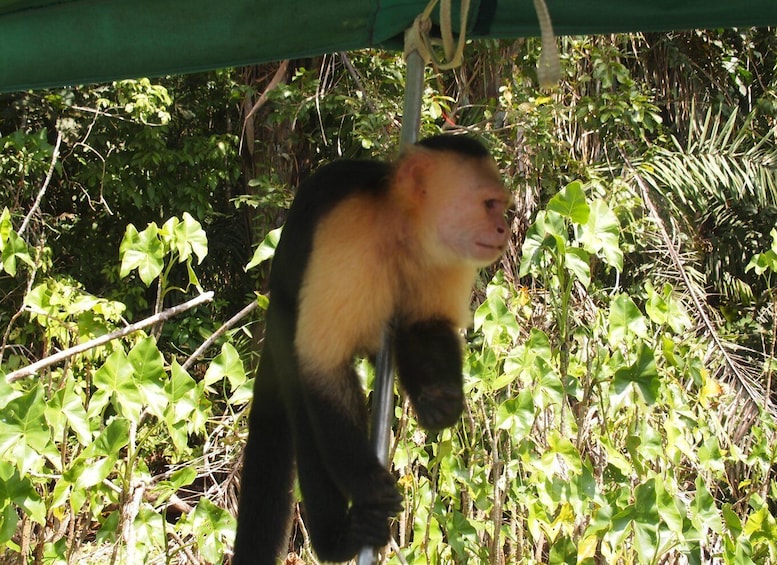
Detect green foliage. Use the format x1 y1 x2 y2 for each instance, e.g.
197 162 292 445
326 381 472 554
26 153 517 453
386 183 777 563
1 27 776 565
0 208 33 276
119 213 207 292
0 215 245 563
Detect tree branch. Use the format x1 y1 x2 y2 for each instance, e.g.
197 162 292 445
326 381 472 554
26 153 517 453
182 299 258 370
19 130 62 237
5 291 214 383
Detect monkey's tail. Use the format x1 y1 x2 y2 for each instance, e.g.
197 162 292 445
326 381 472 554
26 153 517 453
232 351 295 565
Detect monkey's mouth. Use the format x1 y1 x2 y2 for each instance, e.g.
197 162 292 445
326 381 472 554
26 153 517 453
476 242 505 252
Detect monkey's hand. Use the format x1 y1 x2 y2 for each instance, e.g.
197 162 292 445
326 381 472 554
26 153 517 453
395 318 465 431
347 466 402 549
411 382 464 431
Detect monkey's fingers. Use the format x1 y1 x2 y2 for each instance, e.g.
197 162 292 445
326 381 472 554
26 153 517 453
348 502 399 548
412 383 464 430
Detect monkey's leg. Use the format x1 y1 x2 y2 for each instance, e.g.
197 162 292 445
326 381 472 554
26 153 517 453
395 318 464 430
294 408 395 561
295 365 402 557
233 352 295 565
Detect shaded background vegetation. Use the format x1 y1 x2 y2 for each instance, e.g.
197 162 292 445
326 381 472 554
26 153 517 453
1 28 777 563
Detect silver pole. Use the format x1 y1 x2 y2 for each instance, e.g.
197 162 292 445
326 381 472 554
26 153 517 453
355 46 425 565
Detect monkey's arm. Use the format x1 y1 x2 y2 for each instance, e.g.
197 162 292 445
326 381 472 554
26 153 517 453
395 318 464 430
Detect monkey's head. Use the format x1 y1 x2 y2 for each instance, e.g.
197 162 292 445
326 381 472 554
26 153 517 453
395 139 512 267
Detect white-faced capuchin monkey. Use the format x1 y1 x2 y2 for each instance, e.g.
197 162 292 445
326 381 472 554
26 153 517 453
232 134 512 564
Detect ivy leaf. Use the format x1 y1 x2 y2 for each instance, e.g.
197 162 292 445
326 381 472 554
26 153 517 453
172 212 208 264
0 462 45 525
79 417 130 460
119 223 164 286
91 348 142 420
128 336 168 419
203 343 246 390
495 389 535 441
519 210 566 277
548 181 590 224
0 208 33 276
1 230 33 276
50 378 92 446
246 226 282 271
190 498 236 564
608 294 647 343
564 247 591 288
166 361 198 422
0 385 51 463
613 344 659 404
579 199 623 270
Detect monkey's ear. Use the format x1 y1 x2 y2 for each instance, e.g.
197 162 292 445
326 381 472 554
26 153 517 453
394 148 434 200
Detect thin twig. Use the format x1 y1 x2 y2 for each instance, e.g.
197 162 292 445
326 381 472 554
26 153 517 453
5 292 214 383
182 299 258 370
19 130 62 237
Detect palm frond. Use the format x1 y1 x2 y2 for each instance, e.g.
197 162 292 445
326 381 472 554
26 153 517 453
619 111 777 436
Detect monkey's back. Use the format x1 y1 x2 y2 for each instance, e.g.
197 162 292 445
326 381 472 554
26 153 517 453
268 160 393 310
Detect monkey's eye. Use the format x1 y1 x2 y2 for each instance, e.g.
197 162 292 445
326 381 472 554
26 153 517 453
485 199 500 211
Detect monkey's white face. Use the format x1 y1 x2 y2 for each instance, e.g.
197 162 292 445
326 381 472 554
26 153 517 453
425 154 512 266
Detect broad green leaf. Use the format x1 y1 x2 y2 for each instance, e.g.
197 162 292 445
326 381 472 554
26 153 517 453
502 327 553 381
173 212 208 264
0 504 18 543
73 457 115 490
655 477 686 536
519 210 566 277
473 281 521 344
564 247 591 288
0 462 46 525
229 378 255 406
742 505 777 544
608 294 647 344
548 535 576 564
722 503 742 538
128 336 167 418
91 348 143 420
48 378 92 446
189 498 236 564
579 199 623 270
203 343 246 389
119 223 164 285
1 229 33 276
547 434 582 475
691 476 722 534
165 361 199 451
495 389 534 441
645 281 691 334
0 207 11 243
747 228 777 275
0 208 34 276
246 226 282 271
613 344 659 404
548 181 590 224
166 361 198 422
0 385 51 465
80 417 130 460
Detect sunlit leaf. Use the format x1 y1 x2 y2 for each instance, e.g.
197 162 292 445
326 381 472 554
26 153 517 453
548 181 590 224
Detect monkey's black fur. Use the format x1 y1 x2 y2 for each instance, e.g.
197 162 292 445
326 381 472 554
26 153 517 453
233 135 488 564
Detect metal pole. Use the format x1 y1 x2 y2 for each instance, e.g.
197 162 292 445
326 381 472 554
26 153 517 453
355 46 425 565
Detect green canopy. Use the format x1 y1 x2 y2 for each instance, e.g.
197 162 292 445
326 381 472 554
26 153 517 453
1 0 776 93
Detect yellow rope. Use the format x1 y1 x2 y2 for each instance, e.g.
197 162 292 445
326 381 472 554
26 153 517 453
405 0 560 87
405 0 470 70
533 0 561 88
